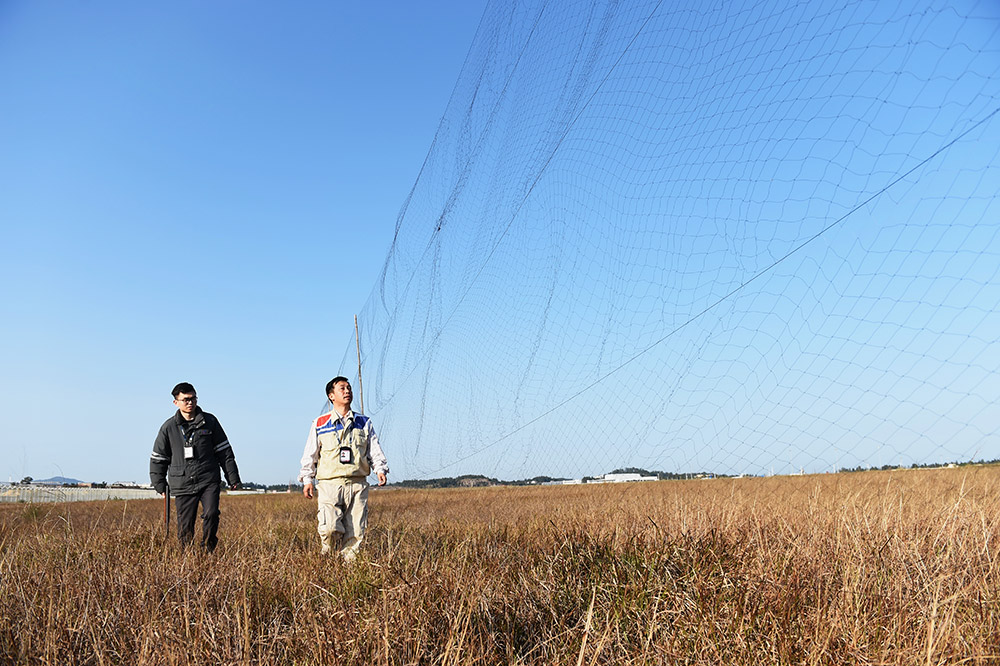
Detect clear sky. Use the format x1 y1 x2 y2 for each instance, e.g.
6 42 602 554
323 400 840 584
335 0 1000 482
0 1 487 485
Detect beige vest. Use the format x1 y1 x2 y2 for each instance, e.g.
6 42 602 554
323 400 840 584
316 414 371 480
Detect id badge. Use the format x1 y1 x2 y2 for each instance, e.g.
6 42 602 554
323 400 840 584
184 446 194 459
339 447 352 463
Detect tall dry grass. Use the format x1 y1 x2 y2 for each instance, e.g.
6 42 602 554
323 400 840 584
2 467 999 664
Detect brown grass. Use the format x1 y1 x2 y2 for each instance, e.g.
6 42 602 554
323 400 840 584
2 467 1000 665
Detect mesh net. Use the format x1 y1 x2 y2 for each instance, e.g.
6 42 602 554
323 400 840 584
338 0 1000 482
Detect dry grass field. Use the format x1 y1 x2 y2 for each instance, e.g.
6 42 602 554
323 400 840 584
2 467 999 665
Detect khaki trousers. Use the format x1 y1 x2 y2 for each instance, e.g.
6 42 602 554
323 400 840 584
316 478 369 559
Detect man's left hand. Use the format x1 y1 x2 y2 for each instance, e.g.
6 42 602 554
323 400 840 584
230 482 240 490
377 472 387 486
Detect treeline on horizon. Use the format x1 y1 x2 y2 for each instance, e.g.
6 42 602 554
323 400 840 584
345 459 1000 490
18 460 998 491
836 458 1000 473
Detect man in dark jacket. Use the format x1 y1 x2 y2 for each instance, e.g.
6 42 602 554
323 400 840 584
150 382 241 552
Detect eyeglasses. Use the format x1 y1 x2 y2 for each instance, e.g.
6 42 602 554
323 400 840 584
176 396 198 403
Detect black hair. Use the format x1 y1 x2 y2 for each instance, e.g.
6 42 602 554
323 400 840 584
172 382 196 398
326 376 350 397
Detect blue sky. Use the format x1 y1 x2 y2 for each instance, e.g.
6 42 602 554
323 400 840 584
3 0 998 486
333 0 1000 481
0 1 487 484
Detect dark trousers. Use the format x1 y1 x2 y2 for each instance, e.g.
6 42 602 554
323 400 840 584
174 483 221 551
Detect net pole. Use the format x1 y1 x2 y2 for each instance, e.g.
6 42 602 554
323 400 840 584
355 315 365 414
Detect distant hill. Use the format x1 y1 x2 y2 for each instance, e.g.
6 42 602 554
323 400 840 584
34 476 84 486
392 474 501 489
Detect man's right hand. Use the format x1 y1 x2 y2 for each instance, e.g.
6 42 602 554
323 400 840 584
303 483 314 499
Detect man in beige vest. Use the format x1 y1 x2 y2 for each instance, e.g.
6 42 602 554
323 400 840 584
298 376 388 560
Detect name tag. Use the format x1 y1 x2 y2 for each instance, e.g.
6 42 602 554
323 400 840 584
184 446 194 460
339 447 352 463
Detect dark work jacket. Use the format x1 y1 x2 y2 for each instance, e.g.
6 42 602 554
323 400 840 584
149 408 241 495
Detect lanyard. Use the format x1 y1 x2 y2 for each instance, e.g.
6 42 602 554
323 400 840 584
179 419 199 446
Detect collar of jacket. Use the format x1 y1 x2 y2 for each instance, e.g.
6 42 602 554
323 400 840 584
173 407 205 428
332 409 354 425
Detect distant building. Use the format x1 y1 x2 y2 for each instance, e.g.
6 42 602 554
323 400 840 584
543 473 657 485
595 472 658 484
